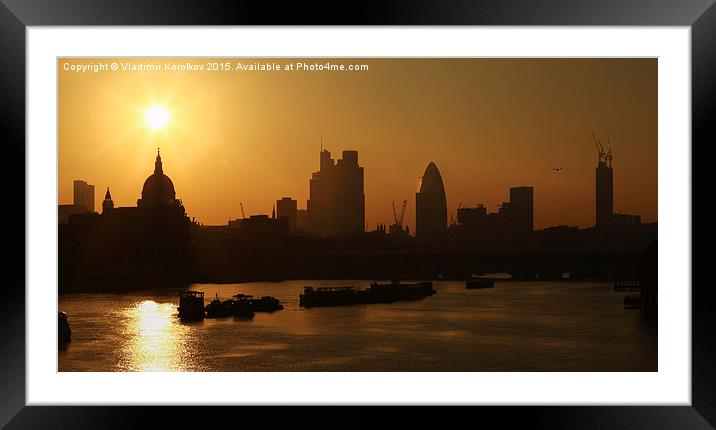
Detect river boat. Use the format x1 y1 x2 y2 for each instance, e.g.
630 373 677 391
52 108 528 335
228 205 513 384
299 281 436 308
58 311 71 345
178 291 205 320
466 278 496 289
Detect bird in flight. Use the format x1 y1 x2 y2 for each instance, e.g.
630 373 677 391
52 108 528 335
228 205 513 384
552 167 563 172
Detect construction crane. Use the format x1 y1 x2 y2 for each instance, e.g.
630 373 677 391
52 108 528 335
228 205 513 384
390 199 408 235
240 202 246 219
591 130 612 167
399 200 407 227
392 199 407 227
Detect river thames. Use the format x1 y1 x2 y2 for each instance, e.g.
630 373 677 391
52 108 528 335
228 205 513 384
58 280 657 372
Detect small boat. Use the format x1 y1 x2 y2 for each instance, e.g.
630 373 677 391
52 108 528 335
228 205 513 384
178 291 205 320
58 312 71 345
369 281 436 302
233 299 255 319
232 293 283 313
299 286 358 308
614 281 641 292
248 295 284 312
205 293 235 318
624 294 641 309
299 281 436 308
466 278 495 289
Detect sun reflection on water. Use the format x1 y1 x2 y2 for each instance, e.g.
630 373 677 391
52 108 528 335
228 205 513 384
120 300 192 371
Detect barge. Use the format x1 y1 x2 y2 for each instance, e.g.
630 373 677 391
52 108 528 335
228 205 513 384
466 278 495 289
299 281 436 308
205 293 283 318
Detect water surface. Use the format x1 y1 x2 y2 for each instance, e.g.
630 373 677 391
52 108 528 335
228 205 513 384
58 280 657 371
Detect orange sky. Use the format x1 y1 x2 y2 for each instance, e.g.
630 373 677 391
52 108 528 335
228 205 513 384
58 58 657 230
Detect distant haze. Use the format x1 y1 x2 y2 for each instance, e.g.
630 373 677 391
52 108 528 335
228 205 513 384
58 58 657 230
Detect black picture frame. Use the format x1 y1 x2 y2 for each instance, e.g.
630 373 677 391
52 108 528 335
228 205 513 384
1 0 710 428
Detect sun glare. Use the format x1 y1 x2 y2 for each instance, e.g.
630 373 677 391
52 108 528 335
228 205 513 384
144 106 170 130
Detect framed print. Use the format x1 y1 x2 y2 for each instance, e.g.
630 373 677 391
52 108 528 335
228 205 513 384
2 0 712 428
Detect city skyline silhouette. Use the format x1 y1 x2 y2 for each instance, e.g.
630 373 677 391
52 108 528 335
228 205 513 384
58 57 657 231
57 58 658 374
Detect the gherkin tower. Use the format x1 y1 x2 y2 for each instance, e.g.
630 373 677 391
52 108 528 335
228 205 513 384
415 162 447 241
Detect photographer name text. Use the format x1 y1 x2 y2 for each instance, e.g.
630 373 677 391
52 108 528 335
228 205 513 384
62 61 370 73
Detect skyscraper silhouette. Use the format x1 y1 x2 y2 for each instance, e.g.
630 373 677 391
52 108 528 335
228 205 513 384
307 148 365 236
73 180 95 213
596 151 613 228
415 162 447 241
508 186 534 235
276 197 297 230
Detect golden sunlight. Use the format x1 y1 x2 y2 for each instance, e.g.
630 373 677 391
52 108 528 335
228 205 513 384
121 300 191 371
144 105 170 130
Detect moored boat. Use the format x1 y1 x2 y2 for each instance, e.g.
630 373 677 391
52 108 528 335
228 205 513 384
249 296 284 312
369 280 436 302
624 294 640 309
58 311 71 345
299 281 436 308
205 292 283 317
233 299 255 319
178 291 205 320
466 278 495 289
299 286 358 308
205 293 236 318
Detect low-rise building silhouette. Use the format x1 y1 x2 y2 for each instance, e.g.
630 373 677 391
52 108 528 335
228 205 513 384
296 209 308 231
59 150 191 290
451 185 533 250
58 204 89 224
229 214 289 242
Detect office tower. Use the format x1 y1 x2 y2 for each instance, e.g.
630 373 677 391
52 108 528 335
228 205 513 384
276 197 298 230
415 162 447 241
596 158 614 228
73 180 95 212
593 132 614 228
508 186 534 234
307 148 365 236
308 149 333 235
296 209 308 231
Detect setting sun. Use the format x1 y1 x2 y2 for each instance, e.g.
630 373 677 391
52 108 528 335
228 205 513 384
144 106 170 130
59 58 657 229
57 56 660 376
